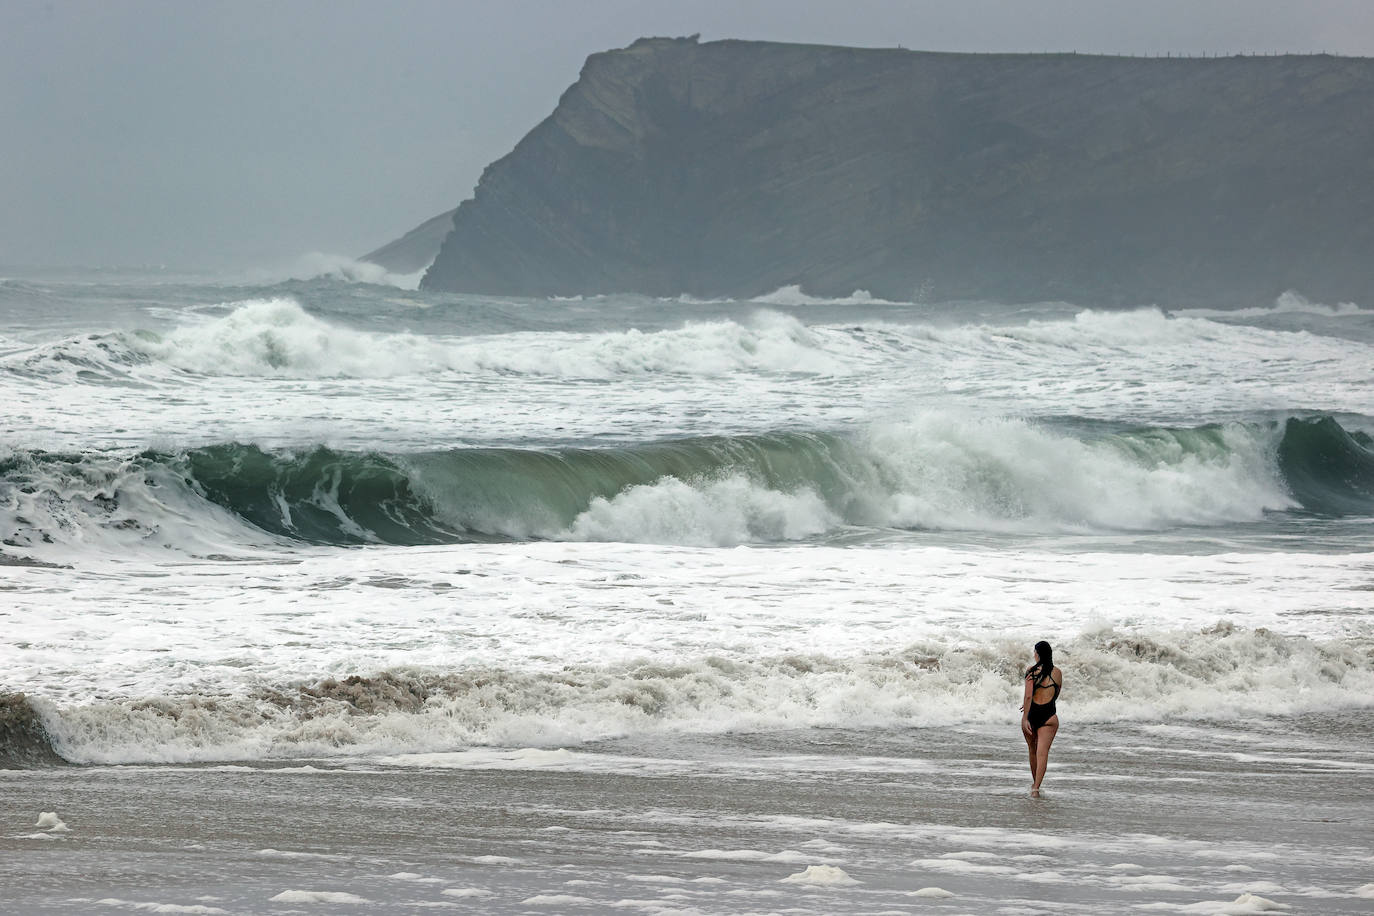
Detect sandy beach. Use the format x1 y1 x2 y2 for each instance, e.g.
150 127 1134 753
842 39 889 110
5 716 1372 914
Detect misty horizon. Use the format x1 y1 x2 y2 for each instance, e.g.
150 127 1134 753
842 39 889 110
4 0 1374 272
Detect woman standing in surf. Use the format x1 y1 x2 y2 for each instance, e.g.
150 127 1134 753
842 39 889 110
1021 640 1062 796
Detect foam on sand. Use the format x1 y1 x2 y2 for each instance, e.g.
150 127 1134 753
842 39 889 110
1219 882 1286 895
911 856 1018 877
1177 893 1290 913
469 855 525 866
385 872 444 884
779 864 859 886
910 887 956 898
255 848 338 860
35 811 69 833
80 901 228 915
681 849 812 863
267 890 371 904
1108 873 1194 893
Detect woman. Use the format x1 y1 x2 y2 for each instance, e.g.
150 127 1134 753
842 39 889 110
1020 640 1062 796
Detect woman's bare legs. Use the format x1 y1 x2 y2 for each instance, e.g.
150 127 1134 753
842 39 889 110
1031 716 1059 795
1023 724 1038 780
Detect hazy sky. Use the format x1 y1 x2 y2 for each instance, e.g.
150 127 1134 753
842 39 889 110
4 0 1373 270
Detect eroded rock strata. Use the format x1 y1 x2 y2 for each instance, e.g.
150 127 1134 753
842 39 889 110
418 37 1374 306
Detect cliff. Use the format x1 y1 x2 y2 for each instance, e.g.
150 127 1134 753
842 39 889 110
362 208 456 274
419 37 1374 306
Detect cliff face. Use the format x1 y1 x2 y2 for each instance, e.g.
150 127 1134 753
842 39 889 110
420 37 1374 306
361 208 456 274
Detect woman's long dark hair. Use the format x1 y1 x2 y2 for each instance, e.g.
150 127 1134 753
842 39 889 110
1026 640 1054 681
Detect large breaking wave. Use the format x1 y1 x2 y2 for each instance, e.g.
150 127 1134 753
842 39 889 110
2 416 1369 552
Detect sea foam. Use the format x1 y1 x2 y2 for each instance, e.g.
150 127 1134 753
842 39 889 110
779 864 859 886
26 624 1374 766
268 890 372 904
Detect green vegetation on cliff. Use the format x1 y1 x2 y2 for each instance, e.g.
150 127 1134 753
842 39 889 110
418 37 1374 305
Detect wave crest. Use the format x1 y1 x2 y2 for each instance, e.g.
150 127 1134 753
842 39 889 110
285 252 427 290
3 417 1369 552
1176 290 1369 319
135 298 451 377
748 285 904 306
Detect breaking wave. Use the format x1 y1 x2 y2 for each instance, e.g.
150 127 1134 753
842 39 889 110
284 252 427 290
1175 290 1369 319
1 298 852 380
748 285 905 306
4 295 1371 395
2 416 1369 552
12 624 1372 765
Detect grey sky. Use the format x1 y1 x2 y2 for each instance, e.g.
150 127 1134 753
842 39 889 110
3 0 1372 270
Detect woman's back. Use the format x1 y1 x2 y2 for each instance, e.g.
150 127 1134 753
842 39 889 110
1030 666 1061 706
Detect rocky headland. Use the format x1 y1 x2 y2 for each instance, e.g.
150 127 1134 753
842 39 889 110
361 207 456 275
397 37 1374 306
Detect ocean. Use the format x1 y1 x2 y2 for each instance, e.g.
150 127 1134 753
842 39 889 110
2 266 1372 913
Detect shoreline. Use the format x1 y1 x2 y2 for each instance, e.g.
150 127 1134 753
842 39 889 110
4 719 1371 913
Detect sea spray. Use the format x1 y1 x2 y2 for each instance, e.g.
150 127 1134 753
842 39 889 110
287 252 427 290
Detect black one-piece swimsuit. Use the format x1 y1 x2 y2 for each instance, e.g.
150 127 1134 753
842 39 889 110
1027 670 1060 729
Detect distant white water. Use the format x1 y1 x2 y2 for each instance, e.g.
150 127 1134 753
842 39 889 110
748 284 906 306
1176 289 1368 319
262 252 429 289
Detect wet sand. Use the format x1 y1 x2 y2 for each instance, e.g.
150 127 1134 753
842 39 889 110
3 717 1372 914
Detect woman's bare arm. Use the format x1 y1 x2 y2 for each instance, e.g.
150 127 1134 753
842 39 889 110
1020 674 1034 735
